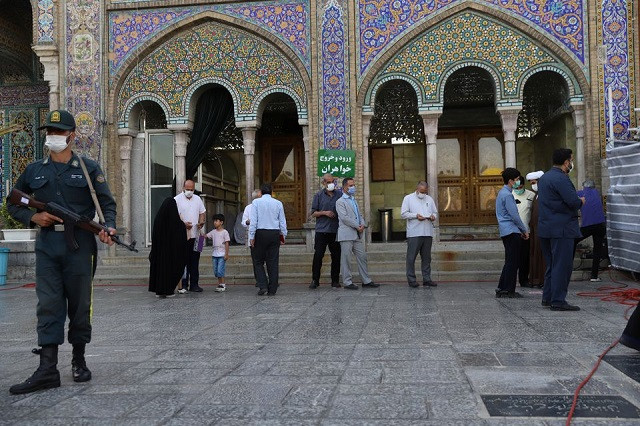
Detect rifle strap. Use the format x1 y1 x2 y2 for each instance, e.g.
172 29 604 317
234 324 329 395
77 154 106 225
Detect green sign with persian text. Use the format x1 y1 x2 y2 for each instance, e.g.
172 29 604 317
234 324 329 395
317 149 355 177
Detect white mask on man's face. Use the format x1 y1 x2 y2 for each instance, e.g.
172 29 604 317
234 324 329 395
326 183 335 192
184 190 194 198
45 135 70 153
531 183 538 192
416 192 426 199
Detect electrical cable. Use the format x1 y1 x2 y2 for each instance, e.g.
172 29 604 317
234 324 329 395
566 268 639 425
566 338 620 425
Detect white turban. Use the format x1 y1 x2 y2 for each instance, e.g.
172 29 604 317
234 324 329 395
526 171 544 181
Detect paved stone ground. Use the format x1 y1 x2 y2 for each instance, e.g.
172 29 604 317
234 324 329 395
1 275 639 425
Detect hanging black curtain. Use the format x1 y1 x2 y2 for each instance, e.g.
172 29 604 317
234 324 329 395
179 87 234 190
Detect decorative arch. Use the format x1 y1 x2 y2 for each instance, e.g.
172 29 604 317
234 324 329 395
518 65 579 99
182 79 241 125
121 94 172 130
358 4 589 108
111 14 310 128
251 86 306 124
363 10 583 111
437 61 502 105
358 0 586 79
364 74 424 113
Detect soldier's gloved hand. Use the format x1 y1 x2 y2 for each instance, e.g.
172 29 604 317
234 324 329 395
98 227 116 245
31 211 63 227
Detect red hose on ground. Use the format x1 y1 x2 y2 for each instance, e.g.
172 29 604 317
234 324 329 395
567 269 639 425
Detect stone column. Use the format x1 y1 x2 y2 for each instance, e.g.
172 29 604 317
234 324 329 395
498 108 521 168
32 45 60 110
362 113 373 243
301 122 313 214
420 112 441 206
130 134 146 246
117 129 135 244
170 128 190 194
241 127 257 204
572 104 586 186
421 112 441 241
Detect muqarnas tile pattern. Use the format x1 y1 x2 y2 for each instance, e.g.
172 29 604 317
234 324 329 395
375 12 560 103
358 0 585 76
109 1 310 77
117 21 307 122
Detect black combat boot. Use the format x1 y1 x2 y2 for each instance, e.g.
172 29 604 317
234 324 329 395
71 343 92 383
9 345 60 394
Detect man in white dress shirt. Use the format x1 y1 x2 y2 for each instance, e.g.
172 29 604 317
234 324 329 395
401 181 438 287
249 183 287 296
174 179 206 292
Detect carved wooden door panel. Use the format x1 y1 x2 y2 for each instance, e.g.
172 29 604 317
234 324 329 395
437 128 504 225
261 136 305 229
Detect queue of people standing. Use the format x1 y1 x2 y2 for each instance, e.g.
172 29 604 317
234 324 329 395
495 148 609 312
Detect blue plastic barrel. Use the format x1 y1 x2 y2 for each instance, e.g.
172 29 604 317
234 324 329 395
0 247 9 285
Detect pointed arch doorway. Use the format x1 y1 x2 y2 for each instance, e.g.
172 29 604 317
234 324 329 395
437 67 505 226
257 94 305 229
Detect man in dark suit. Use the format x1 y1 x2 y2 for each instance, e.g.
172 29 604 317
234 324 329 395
537 148 585 311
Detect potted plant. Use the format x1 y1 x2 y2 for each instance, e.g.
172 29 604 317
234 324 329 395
0 202 37 241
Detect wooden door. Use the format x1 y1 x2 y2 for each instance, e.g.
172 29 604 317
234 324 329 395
261 136 305 229
437 128 504 225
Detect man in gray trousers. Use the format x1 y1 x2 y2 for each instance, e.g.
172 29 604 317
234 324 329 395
401 181 438 287
336 177 379 290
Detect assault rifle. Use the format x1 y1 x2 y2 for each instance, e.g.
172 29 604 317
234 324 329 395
7 188 138 252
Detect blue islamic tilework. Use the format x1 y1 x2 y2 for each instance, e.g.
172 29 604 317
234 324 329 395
66 1 102 161
358 0 585 77
108 1 311 78
601 0 633 143
37 0 54 43
8 109 36 188
117 21 307 122
371 12 557 106
320 0 348 149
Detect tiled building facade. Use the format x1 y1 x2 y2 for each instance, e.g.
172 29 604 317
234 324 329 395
0 0 637 244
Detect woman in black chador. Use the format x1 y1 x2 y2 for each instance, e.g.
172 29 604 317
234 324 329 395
620 306 640 351
149 197 188 297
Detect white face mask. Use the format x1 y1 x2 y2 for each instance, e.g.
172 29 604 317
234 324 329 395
184 190 194 198
326 183 335 192
45 135 70 153
531 183 538 192
416 192 426 199
567 161 574 173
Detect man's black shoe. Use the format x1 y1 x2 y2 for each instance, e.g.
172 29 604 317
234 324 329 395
189 286 204 292
408 282 419 288
309 280 319 289
9 345 60 395
267 292 276 296
362 282 379 288
550 304 580 311
495 290 510 298
258 289 267 296
508 292 523 298
619 333 640 351
331 282 341 288
344 284 358 290
423 281 437 287
520 282 533 287
541 300 551 307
